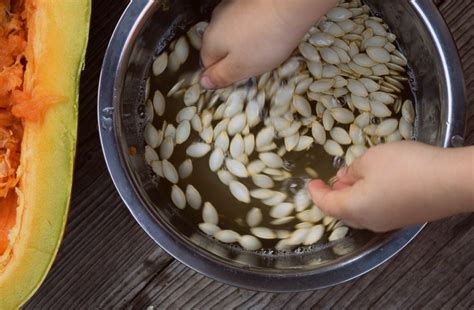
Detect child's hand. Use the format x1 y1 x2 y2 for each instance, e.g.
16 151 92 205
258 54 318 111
200 0 337 89
308 141 474 232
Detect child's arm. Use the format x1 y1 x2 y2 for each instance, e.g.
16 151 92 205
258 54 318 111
199 0 338 89
199 0 474 232
308 142 474 232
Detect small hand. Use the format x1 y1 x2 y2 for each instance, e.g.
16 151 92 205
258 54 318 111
308 141 474 232
200 0 337 89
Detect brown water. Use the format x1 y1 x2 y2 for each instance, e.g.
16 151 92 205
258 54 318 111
146 48 341 245
146 39 413 249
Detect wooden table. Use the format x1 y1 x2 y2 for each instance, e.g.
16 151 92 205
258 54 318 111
26 0 473 308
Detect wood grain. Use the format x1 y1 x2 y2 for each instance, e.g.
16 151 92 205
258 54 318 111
25 0 473 309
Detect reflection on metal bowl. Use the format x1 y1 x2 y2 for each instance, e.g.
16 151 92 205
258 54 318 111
98 0 466 291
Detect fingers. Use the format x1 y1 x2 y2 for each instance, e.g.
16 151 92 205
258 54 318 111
340 219 364 230
200 34 225 69
308 180 365 229
331 180 350 190
307 179 353 218
200 55 242 89
335 158 365 185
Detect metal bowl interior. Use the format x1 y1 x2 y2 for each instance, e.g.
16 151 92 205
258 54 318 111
98 0 465 291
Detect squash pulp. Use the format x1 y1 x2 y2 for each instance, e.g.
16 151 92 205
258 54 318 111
0 0 91 308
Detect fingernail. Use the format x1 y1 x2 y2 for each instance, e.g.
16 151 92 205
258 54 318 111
336 167 348 178
332 181 350 191
308 179 325 190
200 75 216 89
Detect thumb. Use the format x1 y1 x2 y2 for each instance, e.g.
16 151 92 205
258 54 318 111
200 56 240 89
335 159 365 185
307 179 352 218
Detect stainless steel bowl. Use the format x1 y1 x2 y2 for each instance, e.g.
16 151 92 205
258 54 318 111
98 0 466 291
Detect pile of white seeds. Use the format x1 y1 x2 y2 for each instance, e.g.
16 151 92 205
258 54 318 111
142 0 415 251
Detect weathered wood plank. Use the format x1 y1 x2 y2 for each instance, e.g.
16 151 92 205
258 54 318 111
437 0 474 145
122 215 473 309
25 0 473 308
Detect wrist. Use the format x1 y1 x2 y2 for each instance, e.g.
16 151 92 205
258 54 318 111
270 0 338 31
444 146 474 212
401 143 473 223
428 147 474 217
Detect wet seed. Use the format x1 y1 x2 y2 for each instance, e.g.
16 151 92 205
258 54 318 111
252 174 274 189
178 159 193 179
299 42 320 62
171 185 186 209
309 78 335 93
312 121 326 145
366 46 391 63
226 159 248 178
297 207 324 223
262 191 287 206
402 99 415 123
174 36 190 64
144 123 161 148
294 136 314 151
202 202 219 224
256 126 274 149
176 106 197 123
214 230 240 243
375 118 398 136
347 79 368 97
183 84 201 106
370 100 392 117
185 185 202 209
246 207 263 227
153 52 168 76
287 228 310 245
229 181 251 203
285 134 299 151
145 145 159 165
176 120 191 144
270 202 295 219
324 139 344 157
349 124 365 145
209 148 225 172
151 160 163 177
293 95 312 117
399 117 413 140
186 143 211 158
247 160 266 175
238 235 262 251
152 90 166 116
162 160 179 184
250 227 276 239
229 134 244 158
295 222 313 229
330 127 351 145
217 170 235 186
199 222 220 236
259 152 283 168
330 107 355 124
329 226 349 241
226 113 245 136
214 131 230 152
323 109 335 131
303 224 325 245
244 134 255 155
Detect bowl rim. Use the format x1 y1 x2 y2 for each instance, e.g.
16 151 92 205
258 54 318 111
97 0 465 291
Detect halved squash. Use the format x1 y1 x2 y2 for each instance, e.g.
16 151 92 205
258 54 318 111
0 1 91 308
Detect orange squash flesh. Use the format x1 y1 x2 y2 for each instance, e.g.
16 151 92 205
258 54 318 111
0 2 24 256
0 0 91 308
